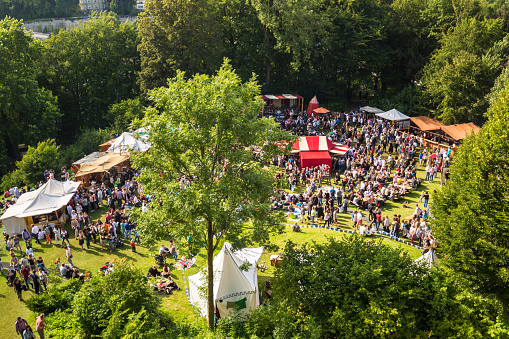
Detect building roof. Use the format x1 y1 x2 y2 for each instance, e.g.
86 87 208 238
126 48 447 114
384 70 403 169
410 116 445 131
440 123 480 141
74 153 130 178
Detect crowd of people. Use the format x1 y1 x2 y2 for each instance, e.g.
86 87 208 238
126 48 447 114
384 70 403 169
270 108 450 253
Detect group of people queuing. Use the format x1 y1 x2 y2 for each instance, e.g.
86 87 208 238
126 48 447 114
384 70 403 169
270 109 451 252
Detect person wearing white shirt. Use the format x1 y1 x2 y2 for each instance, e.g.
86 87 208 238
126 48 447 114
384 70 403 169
67 204 73 217
31 225 41 245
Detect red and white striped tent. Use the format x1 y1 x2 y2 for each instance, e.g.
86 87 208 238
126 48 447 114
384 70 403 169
291 136 349 169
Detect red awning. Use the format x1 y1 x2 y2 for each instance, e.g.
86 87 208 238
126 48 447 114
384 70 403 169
275 95 286 99
300 151 331 169
261 95 269 101
293 94 304 99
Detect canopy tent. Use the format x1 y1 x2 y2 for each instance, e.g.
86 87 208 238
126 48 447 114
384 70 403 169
74 153 130 179
376 108 410 121
1 179 80 234
313 107 330 114
291 136 349 169
261 94 304 112
306 95 319 118
188 242 264 319
415 250 439 268
440 123 480 141
107 132 151 153
360 106 384 114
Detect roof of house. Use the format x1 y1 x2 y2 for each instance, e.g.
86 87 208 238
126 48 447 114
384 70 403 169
410 116 446 131
440 123 481 141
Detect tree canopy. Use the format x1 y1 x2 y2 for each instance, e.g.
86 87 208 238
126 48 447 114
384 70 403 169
433 83 509 325
131 60 294 329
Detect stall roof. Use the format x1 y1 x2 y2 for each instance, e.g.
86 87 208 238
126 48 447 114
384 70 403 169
75 153 130 178
440 123 480 141
313 107 330 114
410 116 446 131
261 94 303 100
73 152 107 166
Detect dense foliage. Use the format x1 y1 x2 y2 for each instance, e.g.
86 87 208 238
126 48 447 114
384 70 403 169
433 83 509 326
29 261 178 338
217 237 506 338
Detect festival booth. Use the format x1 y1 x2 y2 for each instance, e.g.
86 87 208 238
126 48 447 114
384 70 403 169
188 242 264 319
99 138 116 152
107 132 151 153
74 153 130 187
306 95 319 118
291 136 349 169
72 152 107 174
439 123 480 143
0 179 81 235
261 94 304 112
360 106 384 114
376 108 410 129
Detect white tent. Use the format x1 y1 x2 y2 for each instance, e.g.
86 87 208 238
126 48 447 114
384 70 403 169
0 179 80 234
188 242 264 319
107 132 150 153
360 106 384 114
415 250 439 268
376 108 410 121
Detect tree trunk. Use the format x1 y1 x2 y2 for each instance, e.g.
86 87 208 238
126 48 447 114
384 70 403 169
207 219 215 331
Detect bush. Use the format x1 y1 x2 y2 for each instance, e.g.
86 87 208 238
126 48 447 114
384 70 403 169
16 139 61 186
61 128 112 166
26 278 83 314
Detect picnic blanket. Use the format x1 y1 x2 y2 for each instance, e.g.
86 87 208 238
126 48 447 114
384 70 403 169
174 257 197 271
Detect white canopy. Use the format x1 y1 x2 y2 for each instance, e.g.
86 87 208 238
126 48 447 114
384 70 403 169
107 132 150 153
188 242 264 319
360 106 384 114
415 250 439 268
376 108 410 121
1 179 80 234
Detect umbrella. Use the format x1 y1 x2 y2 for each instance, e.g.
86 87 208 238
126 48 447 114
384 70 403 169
430 154 438 159
313 107 330 114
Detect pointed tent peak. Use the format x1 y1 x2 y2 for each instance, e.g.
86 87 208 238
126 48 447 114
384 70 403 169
107 132 150 153
309 95 318 104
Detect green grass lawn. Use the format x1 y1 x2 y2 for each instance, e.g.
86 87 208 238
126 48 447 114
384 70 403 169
0 161 441 338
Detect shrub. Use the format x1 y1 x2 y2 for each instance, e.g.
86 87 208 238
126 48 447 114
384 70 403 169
26 278 83 314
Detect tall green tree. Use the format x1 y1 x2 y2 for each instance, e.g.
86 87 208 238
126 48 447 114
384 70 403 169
131 60 294 330
433 83 509 326
15 139 61 185
38 12 140 143
0 17 61 173
137 0 223 95
421 18 508 124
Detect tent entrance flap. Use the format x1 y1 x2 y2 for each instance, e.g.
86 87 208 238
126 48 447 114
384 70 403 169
300 151 331 169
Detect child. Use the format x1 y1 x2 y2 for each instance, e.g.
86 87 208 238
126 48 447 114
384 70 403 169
54 258 60 270
130 240 136 253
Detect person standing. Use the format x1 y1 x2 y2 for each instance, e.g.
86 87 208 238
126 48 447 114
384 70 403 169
20 265 33 291
35 314 45 339
13 277 23 301
15 317 28 337
30 270 41 294
66 245 73 266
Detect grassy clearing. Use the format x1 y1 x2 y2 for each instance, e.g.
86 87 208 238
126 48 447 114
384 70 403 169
0 162 441 338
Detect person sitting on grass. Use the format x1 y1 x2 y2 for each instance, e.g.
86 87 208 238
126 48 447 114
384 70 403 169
161 264 171 278
147 265 161 277
402 201 409 208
